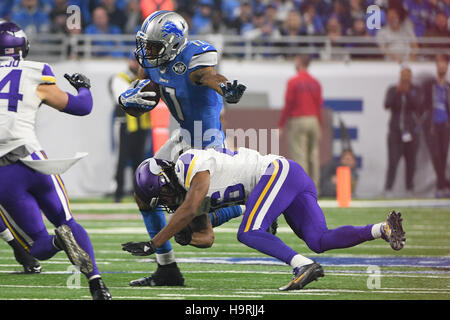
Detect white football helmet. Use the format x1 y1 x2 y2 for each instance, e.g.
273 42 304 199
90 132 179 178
135 10 188 68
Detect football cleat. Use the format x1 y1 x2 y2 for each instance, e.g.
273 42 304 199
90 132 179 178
279 262 324 291
89 277 112 300
381 210 406 251
10 239 42 274
266 218 278 235
129 262 185 286
54 225 94 275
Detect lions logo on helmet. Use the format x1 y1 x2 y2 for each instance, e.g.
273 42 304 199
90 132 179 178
161 21 184 39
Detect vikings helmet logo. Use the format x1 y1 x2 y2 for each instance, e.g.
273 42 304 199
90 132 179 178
161 21 184 39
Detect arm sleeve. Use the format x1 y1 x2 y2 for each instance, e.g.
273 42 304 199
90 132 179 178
61 87 93 116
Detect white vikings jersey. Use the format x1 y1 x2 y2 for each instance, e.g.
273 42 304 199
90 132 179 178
0 59 56 158
174 147 283 215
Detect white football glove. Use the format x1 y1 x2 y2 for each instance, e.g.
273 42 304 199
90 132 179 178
118 79 157 111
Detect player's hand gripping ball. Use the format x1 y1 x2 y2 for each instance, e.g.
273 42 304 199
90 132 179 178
119 79 161 117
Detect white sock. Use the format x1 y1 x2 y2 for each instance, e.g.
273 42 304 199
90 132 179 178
290 254 314 269
156 250 176 265
0 229 14 242
371 222 384 239
88 274 101 281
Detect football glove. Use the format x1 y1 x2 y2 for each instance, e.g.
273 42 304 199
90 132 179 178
174 225 193 246
220 80 246 104
64 73 91 90
121 240 156 256
118 79 157 116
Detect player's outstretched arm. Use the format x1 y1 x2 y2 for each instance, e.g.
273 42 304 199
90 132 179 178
122 171 211 256
190 67 247 104
36 73 92 116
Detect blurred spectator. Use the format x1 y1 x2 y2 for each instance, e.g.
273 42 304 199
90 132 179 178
300 1 325 35
140 0 174 19
85 6 122 57
265 2 282 31
191 0 214 35
49 0 68 33
221 0 240 25
376 7 418 63
243 9 281 39
403 0 430 37
320 149 359 197
309 0 333 25
123 0 142 34
100 0 127 32
271 0 296 24
349 0 365 21
278 54 323 189
421 54 450 198
326 15 343 42
423 11 450 40
0 0 15 20
346 17 377 59
383 67 421 197
11 0 50 36
329 0 352 35
280 10 303 36
228 1 254 35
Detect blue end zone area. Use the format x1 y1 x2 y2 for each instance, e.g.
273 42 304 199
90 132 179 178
175 256 450 268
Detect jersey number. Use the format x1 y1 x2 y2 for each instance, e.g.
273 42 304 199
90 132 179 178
211 183 245 208
161 86 185 121
0 69 23 112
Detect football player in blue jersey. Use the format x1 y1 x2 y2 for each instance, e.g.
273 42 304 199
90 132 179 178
119 10 247 287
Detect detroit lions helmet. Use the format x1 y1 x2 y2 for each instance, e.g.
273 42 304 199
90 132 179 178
135 10 188 68
134 158 186 212
0 21 29 60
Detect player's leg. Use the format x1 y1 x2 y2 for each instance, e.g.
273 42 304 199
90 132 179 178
0 162 61 261
236 158 323 290
130 134 184 286
25 153 111 300
283 162 406 253
0 214 41 273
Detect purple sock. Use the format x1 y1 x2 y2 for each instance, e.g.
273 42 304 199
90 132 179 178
65 219 99 278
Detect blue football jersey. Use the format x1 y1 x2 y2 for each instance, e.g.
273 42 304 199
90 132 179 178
143 40 224 148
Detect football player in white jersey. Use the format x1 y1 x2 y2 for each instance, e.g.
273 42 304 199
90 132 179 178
0 22 111 299
123 147 406 290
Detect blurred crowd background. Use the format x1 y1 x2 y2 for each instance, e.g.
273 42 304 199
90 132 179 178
0 0 449 42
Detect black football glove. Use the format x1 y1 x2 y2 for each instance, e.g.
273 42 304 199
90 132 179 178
64 73 91 90
220 80 246 104
121 240 156 256
174 225 193 246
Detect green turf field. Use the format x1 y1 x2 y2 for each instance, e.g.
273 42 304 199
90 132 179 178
0 200 449 301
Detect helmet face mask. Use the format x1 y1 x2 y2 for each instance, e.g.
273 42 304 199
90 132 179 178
134 158 186 212
135 11 188 68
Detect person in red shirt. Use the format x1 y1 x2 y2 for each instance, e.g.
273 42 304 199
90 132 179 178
279 54 323 190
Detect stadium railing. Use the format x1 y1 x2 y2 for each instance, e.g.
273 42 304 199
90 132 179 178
27 33 450 62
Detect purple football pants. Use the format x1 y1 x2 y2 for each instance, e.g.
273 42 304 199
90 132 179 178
237 158 374 265
0 152 99 278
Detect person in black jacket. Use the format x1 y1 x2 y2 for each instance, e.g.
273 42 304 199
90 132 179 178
421 54 450 198
383 67 421 196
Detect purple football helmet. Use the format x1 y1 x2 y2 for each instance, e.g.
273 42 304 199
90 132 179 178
0 21 29 60
134 158 185 211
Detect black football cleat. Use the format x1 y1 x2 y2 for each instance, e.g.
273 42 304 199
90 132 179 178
54 225 94 275
266 218 278 235
9 238 42 274
279 262 324 291
381 210 406 251
89 277 112 300
129 262 185 286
